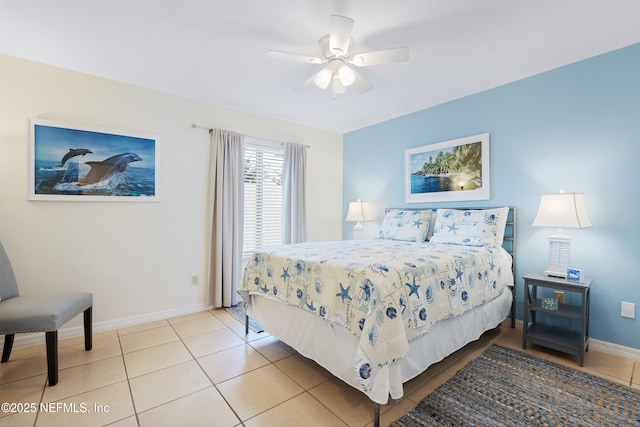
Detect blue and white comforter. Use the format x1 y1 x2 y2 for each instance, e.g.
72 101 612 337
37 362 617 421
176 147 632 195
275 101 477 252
240 238 513 392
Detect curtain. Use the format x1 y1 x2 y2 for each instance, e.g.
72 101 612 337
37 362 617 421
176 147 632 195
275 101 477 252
282 142 307 244
208 129 244 307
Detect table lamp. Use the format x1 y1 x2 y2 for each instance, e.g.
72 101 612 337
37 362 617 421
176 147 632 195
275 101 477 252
346 200 373 239
532 192 592 278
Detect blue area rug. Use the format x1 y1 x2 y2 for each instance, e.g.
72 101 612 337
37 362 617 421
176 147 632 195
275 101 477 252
391 344 640 426
225 301 263 333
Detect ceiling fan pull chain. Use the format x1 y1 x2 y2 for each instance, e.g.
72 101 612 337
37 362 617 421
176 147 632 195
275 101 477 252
333 94 339 108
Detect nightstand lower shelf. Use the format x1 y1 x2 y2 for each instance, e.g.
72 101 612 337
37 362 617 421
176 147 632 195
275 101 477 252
524 323 589 358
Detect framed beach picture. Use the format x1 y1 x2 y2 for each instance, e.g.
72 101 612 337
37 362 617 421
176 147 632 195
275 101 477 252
29 119 160 202
405 133 490 203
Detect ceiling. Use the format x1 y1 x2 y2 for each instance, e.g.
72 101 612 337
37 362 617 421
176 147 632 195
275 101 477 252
2 1 640 134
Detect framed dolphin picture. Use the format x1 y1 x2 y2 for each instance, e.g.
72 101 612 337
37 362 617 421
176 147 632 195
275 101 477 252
29 119 160 201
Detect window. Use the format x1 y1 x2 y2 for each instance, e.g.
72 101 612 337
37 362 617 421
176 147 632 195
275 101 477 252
243 138 284 259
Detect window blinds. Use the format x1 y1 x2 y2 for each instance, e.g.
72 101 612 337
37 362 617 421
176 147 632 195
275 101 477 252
243 142 284 259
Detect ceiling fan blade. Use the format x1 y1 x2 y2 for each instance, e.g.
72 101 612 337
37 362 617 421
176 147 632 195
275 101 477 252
329 15 354 56
294 72 318 92
296 66 335 92
266 50 324 64
350 46 410 67
350 68 373 93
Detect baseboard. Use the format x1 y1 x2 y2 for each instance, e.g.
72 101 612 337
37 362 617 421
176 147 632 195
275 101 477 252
589 338 640 361
11 303 212 349
503 317 640 361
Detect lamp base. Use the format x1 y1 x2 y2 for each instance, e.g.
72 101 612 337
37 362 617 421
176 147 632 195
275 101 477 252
544 269 568 279
544 231 570 278
352 222 364 240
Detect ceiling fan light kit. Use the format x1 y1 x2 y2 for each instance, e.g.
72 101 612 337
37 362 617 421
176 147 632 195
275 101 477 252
332 76 346 94
337 64 355 86
313 68 333 89
266 14 410 102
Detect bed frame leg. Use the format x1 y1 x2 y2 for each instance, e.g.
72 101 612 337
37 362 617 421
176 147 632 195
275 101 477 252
510 284 516 328
373 402 380 427
245 314 249 335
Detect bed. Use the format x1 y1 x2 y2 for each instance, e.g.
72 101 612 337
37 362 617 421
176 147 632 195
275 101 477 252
239 207 516 425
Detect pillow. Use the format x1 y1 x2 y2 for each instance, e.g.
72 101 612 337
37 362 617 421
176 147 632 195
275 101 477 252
429 207 509 247
378 209 432 242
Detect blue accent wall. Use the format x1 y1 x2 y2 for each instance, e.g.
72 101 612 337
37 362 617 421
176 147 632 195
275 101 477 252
343 43 640 350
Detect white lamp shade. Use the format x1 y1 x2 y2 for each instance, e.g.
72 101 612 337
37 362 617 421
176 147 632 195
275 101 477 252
313 68 333 89
532 193 592 229
346 200 373 223
337 65 356 86
332 75 346 94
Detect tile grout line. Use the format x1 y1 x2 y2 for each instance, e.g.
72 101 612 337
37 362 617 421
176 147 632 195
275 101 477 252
116 327 142 427
32 372 47 427
168 314 247 426
209 309 317 425
206 310 333 425
267 355 354 426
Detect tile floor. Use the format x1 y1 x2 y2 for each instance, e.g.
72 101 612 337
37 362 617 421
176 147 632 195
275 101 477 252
1 309 638 427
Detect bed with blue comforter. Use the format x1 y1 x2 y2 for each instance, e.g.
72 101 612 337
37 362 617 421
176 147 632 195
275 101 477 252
239 207 515 407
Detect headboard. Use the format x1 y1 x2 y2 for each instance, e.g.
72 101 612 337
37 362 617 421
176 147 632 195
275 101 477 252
384 207 517 326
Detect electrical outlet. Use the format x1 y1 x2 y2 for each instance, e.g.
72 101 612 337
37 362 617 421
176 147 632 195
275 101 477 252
553 291 565 304
191 275 199 286
621 302 635 319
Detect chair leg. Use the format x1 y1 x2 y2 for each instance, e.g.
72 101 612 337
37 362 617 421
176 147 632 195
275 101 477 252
45 331 58 386
83 307 93 351
2 334 15 363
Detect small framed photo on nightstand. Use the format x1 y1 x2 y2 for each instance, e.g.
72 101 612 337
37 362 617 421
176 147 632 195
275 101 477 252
567 268 584 283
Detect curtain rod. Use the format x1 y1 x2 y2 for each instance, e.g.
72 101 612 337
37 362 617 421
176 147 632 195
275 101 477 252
191 123 310 148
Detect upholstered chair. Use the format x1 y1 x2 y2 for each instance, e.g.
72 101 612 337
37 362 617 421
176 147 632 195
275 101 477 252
0 240 93 385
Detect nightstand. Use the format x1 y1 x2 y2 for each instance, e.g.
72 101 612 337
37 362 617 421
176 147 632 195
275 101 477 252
522 273 591 366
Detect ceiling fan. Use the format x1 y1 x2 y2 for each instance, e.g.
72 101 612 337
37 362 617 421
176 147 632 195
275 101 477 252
267 15 409 99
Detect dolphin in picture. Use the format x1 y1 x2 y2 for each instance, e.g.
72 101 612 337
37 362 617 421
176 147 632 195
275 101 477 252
79 152 142 186
60 148 93 166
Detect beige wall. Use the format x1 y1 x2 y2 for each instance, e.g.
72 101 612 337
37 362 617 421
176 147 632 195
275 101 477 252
0 54 343 341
